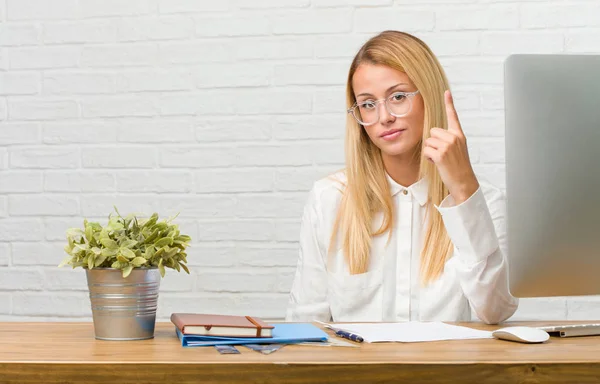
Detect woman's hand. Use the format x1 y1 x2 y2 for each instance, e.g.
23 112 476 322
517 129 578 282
423 90 479 205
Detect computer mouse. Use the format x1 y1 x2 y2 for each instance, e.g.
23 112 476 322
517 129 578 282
492 326 550 344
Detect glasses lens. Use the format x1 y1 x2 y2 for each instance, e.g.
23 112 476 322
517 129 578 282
352 103 378 125
387 93 412 116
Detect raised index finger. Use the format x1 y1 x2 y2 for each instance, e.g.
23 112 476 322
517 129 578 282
444 90 463 135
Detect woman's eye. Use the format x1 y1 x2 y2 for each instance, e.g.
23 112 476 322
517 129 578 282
359 101 376 109
391 93 406 101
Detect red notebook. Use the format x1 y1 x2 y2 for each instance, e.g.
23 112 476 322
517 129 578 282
170 313 274 337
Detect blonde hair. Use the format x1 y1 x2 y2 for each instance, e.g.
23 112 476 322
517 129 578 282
329 30 453 284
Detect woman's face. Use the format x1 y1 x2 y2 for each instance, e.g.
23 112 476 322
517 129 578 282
351 63 425 159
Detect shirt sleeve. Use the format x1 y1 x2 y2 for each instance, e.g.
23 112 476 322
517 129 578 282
435 184 519 324
285 184 332 322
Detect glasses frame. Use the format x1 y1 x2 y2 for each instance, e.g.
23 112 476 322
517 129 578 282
347 90 420 126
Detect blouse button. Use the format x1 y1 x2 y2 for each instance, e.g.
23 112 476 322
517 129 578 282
402 190 408 195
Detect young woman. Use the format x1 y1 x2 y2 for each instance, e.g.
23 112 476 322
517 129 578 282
286 31 518 324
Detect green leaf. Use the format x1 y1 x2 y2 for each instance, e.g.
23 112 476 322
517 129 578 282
143 228 159 244
89 222 103 231
74 243 89 252
106 219 124 232
117 254 129 263
154 237 173 248
154 222 168 231
66 228 84 238
131 257 147 267
120 248 136 259
87 255 95 270
120 239 137 249
101 248 118 257
164 247 178 258
179 262 190 274
154 246 166 258
100 237 118 249
158 262 165 278
94 254 107 267
144 247 155 259
179 252 188 263
58 255 72 268
122 265 133 278
140 213 159 229
124 213 135 229
85 224 93 243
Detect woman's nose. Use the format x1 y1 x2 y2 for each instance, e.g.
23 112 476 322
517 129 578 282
378 101 395 125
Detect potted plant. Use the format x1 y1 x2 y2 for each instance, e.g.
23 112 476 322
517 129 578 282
59 207 191 341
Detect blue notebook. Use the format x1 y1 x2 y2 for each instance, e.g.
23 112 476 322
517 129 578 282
175 323 328 347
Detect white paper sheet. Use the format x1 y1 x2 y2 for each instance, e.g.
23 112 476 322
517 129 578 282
320 321 493 343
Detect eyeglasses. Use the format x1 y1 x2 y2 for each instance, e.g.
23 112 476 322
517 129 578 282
347 90 420 126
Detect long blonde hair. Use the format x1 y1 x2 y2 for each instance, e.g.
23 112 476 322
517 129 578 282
329 30 453 284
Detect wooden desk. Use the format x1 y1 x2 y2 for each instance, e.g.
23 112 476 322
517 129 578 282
1 321 600 383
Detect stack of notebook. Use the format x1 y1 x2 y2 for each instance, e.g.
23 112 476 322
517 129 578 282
171 313 328 347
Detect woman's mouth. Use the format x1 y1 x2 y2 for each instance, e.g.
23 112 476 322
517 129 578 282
380 129 406 141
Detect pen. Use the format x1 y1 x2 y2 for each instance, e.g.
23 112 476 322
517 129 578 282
335 329 364 343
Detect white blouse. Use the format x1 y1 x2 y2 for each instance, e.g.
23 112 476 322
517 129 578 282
285 171 518 324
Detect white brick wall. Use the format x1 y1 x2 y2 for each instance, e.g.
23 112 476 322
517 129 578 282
0 0 599 323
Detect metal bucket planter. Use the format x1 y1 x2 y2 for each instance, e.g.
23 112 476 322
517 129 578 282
86 267 161 341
